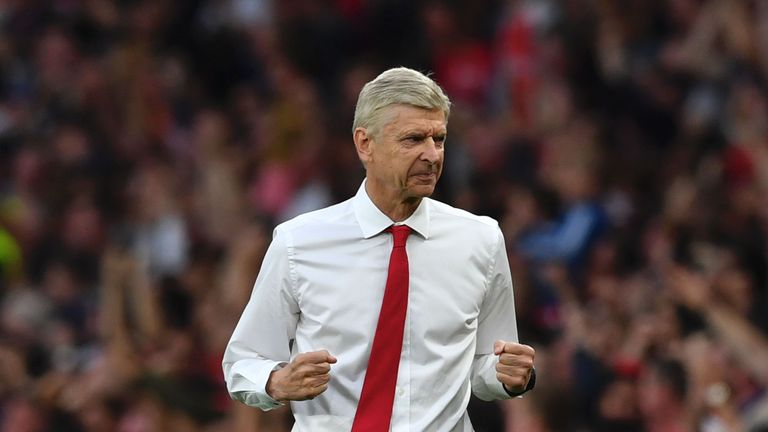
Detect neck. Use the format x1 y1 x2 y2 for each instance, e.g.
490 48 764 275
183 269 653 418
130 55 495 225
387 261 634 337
365 181 421 222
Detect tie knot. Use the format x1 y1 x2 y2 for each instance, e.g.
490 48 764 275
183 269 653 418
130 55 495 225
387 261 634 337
387 225 411 248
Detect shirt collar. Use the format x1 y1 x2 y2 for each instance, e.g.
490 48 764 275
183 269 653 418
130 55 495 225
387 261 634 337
353 179 431 240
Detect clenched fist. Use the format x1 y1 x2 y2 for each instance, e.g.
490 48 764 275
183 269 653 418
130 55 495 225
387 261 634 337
267 350 337 402
493 340 535 395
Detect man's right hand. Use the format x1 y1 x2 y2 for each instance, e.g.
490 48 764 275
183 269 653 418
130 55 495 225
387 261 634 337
266 350 337 402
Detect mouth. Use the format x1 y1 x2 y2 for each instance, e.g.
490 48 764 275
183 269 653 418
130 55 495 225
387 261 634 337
410 172 437 182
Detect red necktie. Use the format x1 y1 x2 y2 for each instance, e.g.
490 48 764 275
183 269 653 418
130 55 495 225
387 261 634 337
351 225 411 432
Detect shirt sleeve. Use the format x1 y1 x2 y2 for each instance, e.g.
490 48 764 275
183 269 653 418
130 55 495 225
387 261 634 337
471 226 519 401
222 226 300 410
516 202 602 262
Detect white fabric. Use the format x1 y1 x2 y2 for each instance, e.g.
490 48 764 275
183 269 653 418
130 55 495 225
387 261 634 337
223 180 519 431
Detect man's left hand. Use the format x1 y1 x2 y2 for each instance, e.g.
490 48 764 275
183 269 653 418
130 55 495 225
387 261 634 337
493 340 535 394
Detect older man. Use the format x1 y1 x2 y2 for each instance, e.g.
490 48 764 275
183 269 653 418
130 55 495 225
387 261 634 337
223 67 535 431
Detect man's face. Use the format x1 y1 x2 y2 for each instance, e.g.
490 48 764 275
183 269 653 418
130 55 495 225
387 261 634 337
358 105 447 202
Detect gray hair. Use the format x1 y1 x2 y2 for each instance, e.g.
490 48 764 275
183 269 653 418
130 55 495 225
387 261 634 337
352 67 451 137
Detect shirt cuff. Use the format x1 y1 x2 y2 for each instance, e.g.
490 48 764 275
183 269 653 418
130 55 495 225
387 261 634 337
503 368 536 397
230 361 287 410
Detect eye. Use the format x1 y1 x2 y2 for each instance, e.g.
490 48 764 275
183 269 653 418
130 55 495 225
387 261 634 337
402 135 425 145
399 133 446 148
434 135 447 147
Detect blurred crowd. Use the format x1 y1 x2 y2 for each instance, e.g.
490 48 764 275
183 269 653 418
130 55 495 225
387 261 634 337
1 0 768 431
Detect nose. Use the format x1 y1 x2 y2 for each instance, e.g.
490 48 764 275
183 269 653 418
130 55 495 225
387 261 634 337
421 137 441 164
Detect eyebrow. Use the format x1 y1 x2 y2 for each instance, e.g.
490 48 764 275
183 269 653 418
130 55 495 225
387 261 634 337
397 129 447 139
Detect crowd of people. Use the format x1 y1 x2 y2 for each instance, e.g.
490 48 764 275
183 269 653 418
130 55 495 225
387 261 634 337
1 0 768 431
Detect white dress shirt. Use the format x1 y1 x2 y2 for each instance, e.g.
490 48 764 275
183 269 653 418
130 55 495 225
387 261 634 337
223 181 520 431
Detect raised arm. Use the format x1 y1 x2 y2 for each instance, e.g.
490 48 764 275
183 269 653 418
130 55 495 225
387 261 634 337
670 266 768 385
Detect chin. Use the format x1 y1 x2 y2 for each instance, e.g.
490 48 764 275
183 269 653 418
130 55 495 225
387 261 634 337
409 184 436 198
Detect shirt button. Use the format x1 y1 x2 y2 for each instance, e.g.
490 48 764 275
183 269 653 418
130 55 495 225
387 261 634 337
397 387 405 397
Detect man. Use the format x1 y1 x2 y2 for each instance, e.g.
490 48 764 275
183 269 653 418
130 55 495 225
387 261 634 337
223 67 535 431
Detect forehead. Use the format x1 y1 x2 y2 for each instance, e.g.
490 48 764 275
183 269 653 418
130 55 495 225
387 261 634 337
380 105 447 133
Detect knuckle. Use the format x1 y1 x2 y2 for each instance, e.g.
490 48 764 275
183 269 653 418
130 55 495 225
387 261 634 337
524 345 536 357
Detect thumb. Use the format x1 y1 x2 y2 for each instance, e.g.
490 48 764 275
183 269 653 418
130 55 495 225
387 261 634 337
494 340 507 355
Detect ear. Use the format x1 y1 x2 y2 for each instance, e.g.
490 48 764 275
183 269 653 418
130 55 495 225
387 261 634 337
353 127 374 165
